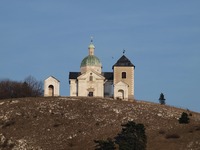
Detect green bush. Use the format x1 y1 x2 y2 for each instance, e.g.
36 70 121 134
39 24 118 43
179 112 190 124
115 121 147 150
94 121 147 150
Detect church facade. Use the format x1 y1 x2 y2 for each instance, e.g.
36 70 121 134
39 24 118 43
69 40 135 100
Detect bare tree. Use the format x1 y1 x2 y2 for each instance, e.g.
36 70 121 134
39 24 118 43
0 79 22 99
0 76 43 100
24 75 43 97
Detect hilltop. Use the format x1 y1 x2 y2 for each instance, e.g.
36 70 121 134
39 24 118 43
0 97 200 150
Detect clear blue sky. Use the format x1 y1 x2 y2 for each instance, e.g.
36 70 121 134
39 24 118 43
0 1 200 112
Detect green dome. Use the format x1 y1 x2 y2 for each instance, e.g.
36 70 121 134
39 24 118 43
81 55 101 67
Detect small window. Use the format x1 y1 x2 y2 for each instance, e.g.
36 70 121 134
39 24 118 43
122 72 126 79
90 76 93 81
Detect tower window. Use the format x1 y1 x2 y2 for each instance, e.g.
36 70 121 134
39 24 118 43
122 72 126 79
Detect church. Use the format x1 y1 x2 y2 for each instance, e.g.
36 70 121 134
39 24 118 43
44 40 135 100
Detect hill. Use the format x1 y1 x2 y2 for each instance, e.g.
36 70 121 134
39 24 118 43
0 97 200 150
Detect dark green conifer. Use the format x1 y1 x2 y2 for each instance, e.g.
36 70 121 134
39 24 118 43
115 121 147 150
159 93 166 105
179 112 190 124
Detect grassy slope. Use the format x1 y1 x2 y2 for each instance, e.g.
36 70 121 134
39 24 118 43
0 97 200 150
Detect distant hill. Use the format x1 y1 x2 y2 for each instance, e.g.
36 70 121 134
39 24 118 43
0 97 200 150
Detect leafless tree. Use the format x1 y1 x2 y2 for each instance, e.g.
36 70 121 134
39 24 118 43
24 75 43 97
0 76 43 100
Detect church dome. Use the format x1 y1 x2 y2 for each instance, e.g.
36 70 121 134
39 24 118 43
80 55 102 67
80 39 102 73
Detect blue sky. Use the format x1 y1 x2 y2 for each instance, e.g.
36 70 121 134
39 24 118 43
0 1 200 112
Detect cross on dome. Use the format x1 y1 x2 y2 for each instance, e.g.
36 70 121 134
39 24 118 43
88 37 95 55
123 49 126 54
91 36 93 43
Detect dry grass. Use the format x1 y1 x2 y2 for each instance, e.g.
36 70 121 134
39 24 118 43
0 97 200 150
165 133 180 139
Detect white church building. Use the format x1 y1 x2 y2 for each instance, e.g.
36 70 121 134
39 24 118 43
44 40 135 100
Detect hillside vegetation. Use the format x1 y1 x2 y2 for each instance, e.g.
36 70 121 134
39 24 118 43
0 97 200 150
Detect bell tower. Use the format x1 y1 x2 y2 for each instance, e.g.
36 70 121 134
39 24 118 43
113 54 135 100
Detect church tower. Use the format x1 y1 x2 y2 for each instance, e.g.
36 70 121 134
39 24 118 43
113 55 135 100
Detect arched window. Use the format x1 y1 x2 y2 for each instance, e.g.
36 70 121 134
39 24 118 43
122 72 126 79
89 76 93 81
89 73 93 81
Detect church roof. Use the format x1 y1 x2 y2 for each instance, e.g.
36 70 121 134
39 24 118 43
69 72 81 79
113 55 135 68
69 72 113 80
102 72 113 80
45 76 60 82
80 55 102 67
